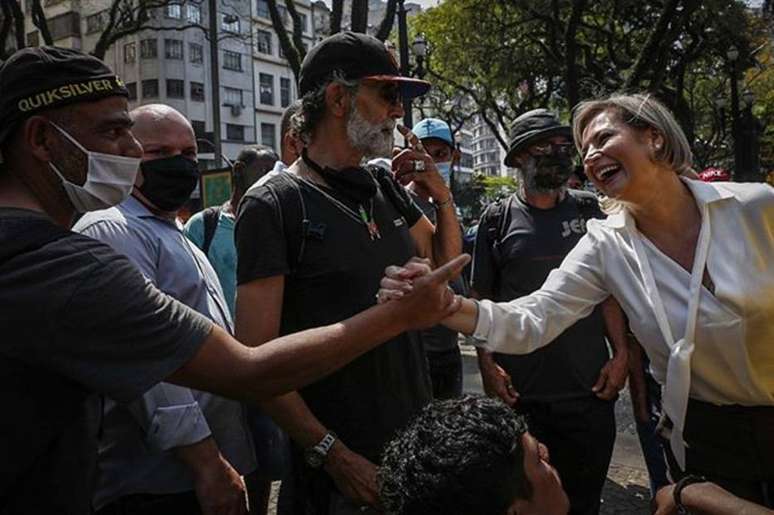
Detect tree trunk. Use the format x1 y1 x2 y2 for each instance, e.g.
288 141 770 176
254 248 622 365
1 0 15 58
9 0 25 49
330 0 343 35
563 0 586 110
285 0 306 63
31 0 53 45
350 0 368 33
268 0 301 79
623 0 680 90
374 0 397 41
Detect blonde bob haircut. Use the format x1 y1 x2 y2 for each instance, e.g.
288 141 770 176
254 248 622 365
572 93 694 176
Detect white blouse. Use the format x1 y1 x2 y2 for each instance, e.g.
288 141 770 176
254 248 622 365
472 179 774 468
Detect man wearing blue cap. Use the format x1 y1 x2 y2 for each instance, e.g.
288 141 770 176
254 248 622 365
471 109 629 514
410 118 465 400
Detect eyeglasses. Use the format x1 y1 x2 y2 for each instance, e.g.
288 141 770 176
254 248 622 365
528 141 576 157
364 80 403 106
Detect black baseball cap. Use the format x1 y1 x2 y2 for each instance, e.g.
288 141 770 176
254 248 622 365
0 46 129 146
298 31 431 99
504 109 572 167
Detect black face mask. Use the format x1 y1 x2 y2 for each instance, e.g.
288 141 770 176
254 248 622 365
531 155 574 191
138 155 200 211
302 148 377 204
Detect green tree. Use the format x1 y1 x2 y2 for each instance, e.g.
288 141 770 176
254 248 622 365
413 0 765 173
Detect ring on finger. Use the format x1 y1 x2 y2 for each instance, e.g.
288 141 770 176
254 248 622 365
413 160 425 172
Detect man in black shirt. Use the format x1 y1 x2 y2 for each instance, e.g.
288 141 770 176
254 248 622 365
234 32 462 514
0 46 465 514
471 109 628 515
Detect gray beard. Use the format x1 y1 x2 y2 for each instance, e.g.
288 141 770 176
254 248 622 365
519 157 570 195
346 103 395 159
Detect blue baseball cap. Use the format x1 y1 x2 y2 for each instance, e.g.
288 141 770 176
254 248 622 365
412 118 454 148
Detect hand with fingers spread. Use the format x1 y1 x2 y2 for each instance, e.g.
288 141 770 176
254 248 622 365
393 125 452 204
384 254 470 331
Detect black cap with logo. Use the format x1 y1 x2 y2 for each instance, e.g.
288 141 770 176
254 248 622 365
298 31 431 99
0 46 129 147
504 109 572 167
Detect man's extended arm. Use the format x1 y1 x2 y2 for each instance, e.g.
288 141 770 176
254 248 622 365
169 255 468 403
655 481 774 515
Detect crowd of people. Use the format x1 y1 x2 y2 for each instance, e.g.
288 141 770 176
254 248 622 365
0 29 772 515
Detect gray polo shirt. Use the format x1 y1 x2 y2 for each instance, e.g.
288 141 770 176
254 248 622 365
74 196 256 509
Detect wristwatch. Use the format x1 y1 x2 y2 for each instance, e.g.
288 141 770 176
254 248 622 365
304 431 337 468
674 474 706 514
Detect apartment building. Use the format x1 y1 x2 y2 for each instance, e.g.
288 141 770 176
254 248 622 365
252 0 318 153
470 114 509 177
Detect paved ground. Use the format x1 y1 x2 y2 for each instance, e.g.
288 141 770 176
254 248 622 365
267 345 655 514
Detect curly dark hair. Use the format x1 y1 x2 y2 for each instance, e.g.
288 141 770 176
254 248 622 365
290 70 358 144
379 395 532 515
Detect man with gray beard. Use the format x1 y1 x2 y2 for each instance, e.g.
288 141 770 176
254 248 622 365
471 109 628 515
233 32 461 515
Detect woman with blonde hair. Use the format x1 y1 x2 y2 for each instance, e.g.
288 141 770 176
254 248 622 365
379 93 774 507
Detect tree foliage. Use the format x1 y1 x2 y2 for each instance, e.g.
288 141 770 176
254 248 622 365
414 0 768 172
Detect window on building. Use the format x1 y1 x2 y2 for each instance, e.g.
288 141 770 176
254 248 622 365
186 3 201 24
280 77 291 107
140 38 157 58
255 29 272 55
165 39 183 59
298 12 307 33
223 87 243 106
256 0 268 18
49 11 80 41
123 42 136 63
190 81 205 102
166 79 185 98
277 5 288 23
86 10 107 34
189 42 203 64
26 31 39 46
191 120 206 140
126 82 137 101
221 13 239 32
142 79 159 98
226 124 245 141
259 73 274 105
261 122 276 151
223 50 242 71
164 3 182 19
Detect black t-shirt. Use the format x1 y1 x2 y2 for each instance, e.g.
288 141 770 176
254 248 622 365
0 208 212 514
471 191 610 402
235 168 431 463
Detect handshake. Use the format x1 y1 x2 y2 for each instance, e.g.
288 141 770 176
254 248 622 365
376 254 471 332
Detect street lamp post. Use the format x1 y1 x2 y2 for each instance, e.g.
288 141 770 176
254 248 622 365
396 0 427 128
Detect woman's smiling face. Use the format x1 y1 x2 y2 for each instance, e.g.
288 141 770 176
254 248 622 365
580 109 662 200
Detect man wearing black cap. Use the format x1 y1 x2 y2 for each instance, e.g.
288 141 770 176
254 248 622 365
0 46 466 514
234 32 461 514
471 109 628 515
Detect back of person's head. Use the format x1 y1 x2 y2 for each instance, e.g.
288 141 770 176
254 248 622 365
572 93 693 176
379 395 532 515
280 100 303 164
233 144 278 193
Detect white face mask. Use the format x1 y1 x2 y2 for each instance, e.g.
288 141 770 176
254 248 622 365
48 122 141 213
435 161 452 184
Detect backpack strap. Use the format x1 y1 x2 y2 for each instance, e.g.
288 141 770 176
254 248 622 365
262 172 311 273
201 206 221 257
